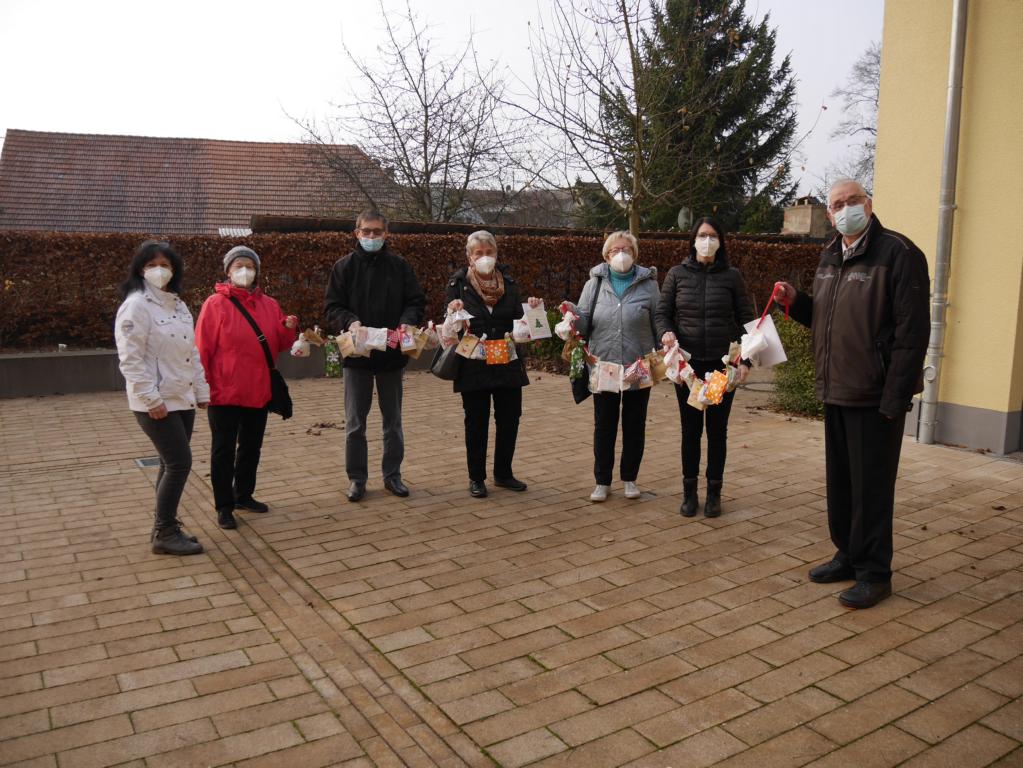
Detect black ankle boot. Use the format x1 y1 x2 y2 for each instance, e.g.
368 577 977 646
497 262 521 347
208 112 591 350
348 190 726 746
152 523 204 556
680 478 698 517
704 480 722 518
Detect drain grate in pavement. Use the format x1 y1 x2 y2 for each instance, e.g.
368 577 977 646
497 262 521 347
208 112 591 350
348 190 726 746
134 457 160 468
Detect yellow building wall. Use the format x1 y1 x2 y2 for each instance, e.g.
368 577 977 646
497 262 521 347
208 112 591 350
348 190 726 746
874 0 1023 416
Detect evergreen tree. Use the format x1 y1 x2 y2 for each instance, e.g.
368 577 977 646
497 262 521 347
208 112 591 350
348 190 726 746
634 0 797 231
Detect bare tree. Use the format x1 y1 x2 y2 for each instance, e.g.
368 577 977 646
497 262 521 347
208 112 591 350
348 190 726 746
513 0 798 234
301 3 533 222
826 41 880 191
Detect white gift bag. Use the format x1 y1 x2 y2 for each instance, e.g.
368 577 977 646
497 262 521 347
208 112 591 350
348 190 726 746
290 338 311 357
523 301 552 340
595 361 623 393
554 310 577 341
511 317 531 343
742 314 787 367
363 327 388 351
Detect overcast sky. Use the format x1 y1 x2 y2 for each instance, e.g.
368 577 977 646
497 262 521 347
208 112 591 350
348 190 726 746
0 0 883 195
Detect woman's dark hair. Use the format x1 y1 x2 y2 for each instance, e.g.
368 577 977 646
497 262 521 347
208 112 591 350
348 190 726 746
119 240 185 299
688 216 728 264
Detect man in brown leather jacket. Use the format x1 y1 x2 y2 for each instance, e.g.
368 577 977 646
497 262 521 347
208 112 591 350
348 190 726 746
775 179 930 609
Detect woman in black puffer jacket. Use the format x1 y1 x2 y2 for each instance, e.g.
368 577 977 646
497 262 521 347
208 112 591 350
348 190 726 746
655 217 754 518
445 231 542 499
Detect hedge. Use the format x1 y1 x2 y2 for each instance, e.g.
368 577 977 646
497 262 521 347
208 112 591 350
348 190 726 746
0 230 821 349
772 310 824 418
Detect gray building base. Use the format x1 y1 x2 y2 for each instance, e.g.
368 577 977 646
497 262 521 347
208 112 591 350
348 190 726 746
0 348 434 399
905 397 1022 456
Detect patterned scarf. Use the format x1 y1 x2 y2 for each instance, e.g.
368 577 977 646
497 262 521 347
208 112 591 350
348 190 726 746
468 265 505 307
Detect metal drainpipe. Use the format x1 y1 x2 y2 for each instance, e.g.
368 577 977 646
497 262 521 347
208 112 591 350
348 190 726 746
919 0 969 444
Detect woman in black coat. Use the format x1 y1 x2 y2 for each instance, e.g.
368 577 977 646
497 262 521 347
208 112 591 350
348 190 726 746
655 217 755 518
445 231 542 498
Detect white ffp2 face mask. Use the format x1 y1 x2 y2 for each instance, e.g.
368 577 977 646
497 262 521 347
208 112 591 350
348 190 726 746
610 251 634 273
230 267 256 287
473 256 497 275
695 236 720 261
143 266 172 289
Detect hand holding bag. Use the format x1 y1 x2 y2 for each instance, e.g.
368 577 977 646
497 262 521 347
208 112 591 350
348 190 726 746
228 297 293 420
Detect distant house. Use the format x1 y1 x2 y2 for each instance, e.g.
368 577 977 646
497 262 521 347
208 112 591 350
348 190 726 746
456 188 579 228
0 129 402 235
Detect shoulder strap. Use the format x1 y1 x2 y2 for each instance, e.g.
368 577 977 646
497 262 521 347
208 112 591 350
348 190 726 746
588 276 602 320
228 296 276 371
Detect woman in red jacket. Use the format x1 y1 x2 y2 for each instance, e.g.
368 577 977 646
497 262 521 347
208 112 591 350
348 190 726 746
195 246 298 530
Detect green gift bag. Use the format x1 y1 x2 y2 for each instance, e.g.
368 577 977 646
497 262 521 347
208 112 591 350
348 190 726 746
324 339 342 378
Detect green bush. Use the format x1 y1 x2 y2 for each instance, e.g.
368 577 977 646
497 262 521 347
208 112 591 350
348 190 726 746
772 311 824 418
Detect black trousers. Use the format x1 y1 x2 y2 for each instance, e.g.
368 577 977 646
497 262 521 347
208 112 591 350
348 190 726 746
592 388 651 485
461 387 522 481
134 409 195 528
674 359 737 482
207 405 269 511
824 404 906 584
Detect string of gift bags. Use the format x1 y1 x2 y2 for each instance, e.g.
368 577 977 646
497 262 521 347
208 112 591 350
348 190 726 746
554 290 789 410
296 283 789 383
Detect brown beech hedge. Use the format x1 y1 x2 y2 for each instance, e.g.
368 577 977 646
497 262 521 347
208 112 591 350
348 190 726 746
0 230 822 348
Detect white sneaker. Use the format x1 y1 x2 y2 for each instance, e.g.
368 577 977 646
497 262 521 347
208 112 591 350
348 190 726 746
623 481 641 499
589 484 609 502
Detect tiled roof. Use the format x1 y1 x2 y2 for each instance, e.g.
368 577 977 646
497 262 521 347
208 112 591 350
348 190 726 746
0 129 402 235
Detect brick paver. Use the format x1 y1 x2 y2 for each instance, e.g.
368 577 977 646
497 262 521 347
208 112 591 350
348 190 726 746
1 371 1020 766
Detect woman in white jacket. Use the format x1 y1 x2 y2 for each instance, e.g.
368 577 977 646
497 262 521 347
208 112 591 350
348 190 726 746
115 241 210 556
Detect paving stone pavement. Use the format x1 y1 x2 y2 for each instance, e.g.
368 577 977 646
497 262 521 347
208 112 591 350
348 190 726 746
1 370 1020 767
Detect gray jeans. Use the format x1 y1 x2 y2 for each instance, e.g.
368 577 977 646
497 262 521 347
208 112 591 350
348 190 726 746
134 409 195 528
344 367 404 482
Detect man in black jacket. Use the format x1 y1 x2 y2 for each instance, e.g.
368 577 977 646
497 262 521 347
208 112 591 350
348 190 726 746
775 179 930 609
325 211 426 501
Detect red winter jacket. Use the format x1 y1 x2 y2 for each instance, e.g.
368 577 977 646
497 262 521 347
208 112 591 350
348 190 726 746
195 283 296 408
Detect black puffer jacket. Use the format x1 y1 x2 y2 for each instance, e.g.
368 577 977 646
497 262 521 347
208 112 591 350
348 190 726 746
445 266 530 393
654 256 755 360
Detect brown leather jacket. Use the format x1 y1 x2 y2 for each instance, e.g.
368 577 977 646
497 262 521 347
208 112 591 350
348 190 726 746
789 215 930 417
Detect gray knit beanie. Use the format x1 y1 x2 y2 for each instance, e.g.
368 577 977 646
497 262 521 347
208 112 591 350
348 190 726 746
223 246 260 275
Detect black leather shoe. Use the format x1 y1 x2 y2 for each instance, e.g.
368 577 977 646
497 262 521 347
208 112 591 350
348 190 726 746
808 559 856 584
469 480 488 498
383 477 410 497
346 481 366 502
839 581 892 609
217 508 238 530
494 476 527 492
235 497 269 513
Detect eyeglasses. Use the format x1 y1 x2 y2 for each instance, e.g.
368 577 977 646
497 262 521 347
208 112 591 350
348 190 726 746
828 195 867 213
357 228 386 237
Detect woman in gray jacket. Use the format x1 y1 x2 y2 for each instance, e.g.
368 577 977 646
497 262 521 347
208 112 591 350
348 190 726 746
572 231 660 502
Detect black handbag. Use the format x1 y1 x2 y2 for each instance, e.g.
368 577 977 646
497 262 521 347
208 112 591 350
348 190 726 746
430 343 461 381
571 276 602 404
228 297 293 420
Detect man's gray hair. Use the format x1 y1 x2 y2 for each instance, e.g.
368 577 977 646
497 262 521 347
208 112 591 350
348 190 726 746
828 178 870 200
465 230 498 256
602 230 640 259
